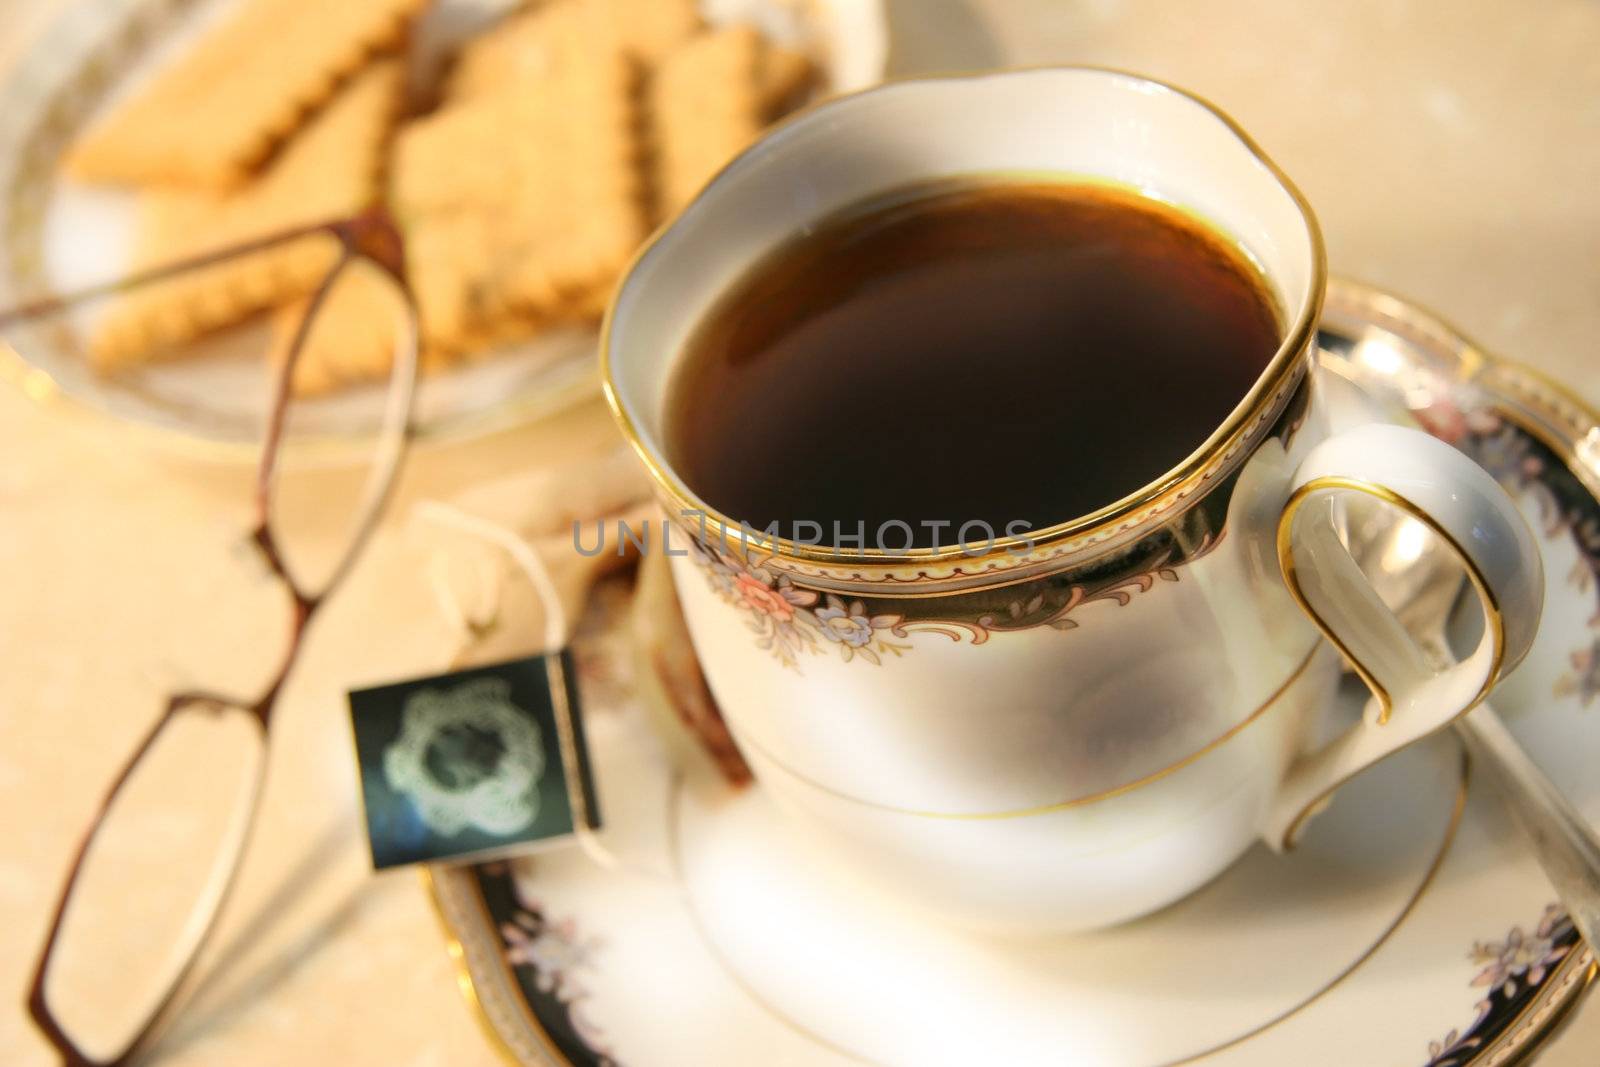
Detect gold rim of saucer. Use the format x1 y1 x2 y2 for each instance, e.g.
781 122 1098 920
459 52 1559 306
600 64 1328 581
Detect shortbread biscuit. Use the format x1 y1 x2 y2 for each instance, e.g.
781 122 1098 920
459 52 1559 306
90 60 403 371
448 0 700 99
389 102 509 215
595 0 703 64
652 26 763 217
759 41 818 117
649 27 820 219
392 32 644 351
401 210 496 352
69 0 424 189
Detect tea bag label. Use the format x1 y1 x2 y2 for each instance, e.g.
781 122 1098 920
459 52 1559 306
348 651 600 870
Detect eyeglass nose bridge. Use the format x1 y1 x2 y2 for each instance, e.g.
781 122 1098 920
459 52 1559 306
338 208 408 282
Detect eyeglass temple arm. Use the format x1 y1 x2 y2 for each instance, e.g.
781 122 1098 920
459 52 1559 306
0 217 361 330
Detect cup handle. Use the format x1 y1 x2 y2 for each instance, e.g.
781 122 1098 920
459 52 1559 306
1262 423 1543 850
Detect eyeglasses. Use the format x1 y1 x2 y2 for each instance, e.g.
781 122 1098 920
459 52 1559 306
3 208 420 1066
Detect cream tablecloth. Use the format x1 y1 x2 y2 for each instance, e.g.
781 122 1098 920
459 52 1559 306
2 0 1597 1063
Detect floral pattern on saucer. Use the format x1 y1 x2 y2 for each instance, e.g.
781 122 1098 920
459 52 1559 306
479 861 615 1066
1416 401 1600 706
1423 904 1580 1067
1405 383 1600 1067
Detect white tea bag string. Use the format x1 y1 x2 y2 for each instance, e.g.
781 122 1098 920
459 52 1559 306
415 500 568 651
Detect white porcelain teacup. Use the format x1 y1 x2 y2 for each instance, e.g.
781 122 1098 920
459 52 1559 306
601 67 1543 932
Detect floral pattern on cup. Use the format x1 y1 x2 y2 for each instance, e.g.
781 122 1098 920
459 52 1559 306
684 533 1223 670
685 539 979 668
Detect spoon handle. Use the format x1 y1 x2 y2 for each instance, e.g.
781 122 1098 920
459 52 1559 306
1454 702 1600 951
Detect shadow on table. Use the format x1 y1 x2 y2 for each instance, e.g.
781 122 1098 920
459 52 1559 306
155 819 364 1057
